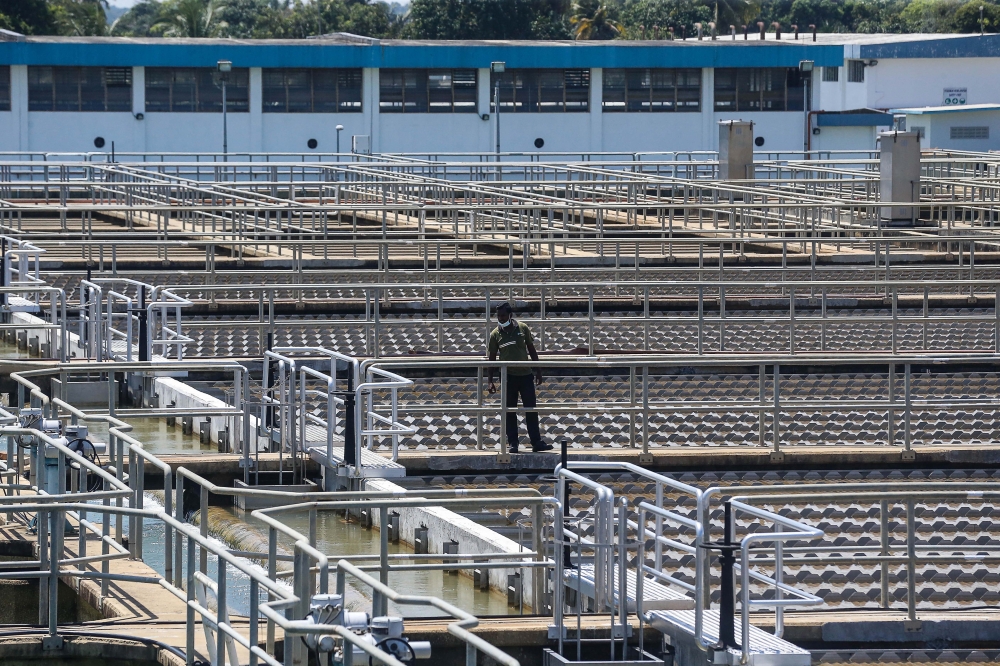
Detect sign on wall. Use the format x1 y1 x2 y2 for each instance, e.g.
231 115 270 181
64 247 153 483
943 88 968 105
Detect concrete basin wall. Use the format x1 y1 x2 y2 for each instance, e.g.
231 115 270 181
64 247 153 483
11 310 84 359
154 377 230 446
365 477 537 610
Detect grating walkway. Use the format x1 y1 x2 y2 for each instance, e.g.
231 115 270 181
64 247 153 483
416 468 1000 613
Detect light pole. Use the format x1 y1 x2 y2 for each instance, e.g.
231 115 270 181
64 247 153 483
217 60 232 161
336 124 344 161
799 60 814 156
490 61 506 161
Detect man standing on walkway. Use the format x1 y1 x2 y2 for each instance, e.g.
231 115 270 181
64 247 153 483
487 302 553 453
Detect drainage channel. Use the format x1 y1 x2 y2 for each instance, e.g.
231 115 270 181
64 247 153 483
83 417 214 456
81 490 517 621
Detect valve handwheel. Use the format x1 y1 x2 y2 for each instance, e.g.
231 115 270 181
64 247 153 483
374 637 416 664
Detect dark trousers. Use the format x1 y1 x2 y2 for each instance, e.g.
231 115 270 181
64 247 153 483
504 373 541 450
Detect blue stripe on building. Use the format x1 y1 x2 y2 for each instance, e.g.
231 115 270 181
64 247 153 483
0 40 844 69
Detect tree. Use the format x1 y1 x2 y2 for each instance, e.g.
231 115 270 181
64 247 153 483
782 0 847 32
570 0 624 39
153 0 228 37
50 0 109 36
840 0 908 33
342 1 395 35
711 0 760 26
619 0 712 39
952 0 1000 32
111 0 161 35
405 0 569 39
217 0 280 37
900 0 961 32
0 0 56 34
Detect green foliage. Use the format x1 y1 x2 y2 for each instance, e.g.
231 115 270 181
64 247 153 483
6 0 1000 39
152 0 227 37
570 0 623 39
110 0 160 35
0 0 57 34
405 0 570 39
953 0 1000 32
713 0 761 26
216 0 282 37
618 0 711 39
899 0 960 31
51 0 109 35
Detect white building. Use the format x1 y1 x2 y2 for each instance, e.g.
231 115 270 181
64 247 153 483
0 31 998 155
891 103 1000 152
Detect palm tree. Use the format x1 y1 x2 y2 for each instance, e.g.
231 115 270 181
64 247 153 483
570 0 623 40
713 0 759 27
53 0 110 36
153 0 228 37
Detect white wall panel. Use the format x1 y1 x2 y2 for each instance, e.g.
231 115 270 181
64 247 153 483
261 114 367 153
867 58 1000 110
142 112 252 154
0 112 16 152
812 126 877 152
493 113 591 154
378 113 488 154
27 112 139 153
601 113 704 153
713 112 807 152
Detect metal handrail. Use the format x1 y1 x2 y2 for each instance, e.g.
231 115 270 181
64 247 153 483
729 500 824 664
361 352 1000 458
145 274 1000 359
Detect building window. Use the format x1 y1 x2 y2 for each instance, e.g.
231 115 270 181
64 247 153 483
379 69 477 113
848 60 865 83
714 68 806 112
951 126 989 140
145 67 249 113
822 67 839 82
0 67 9 111
262 69 362 113
28 66 132 112
911 125 926 139
491 69 590 113
603 69 700 112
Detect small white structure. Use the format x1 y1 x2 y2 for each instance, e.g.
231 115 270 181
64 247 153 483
879 130 921 225
892 104 1000 152
718 120 754 179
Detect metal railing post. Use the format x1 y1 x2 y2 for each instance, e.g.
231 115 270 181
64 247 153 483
880 499 889 608
906 498 918 625
904 363 912 458
499 366 508 456
772 364 780 455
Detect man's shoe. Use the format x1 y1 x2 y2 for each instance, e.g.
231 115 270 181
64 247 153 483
531 443 554 453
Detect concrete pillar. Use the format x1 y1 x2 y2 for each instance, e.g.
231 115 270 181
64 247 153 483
363 68 379 153
718 120 754 180
11 65 27 151
131 66 146 153
879 130 921 225
701 67 715 151
477 67 491 152
589 68 602 153
249 67 262 153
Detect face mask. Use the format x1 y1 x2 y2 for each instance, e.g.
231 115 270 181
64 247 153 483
499 319 512 329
